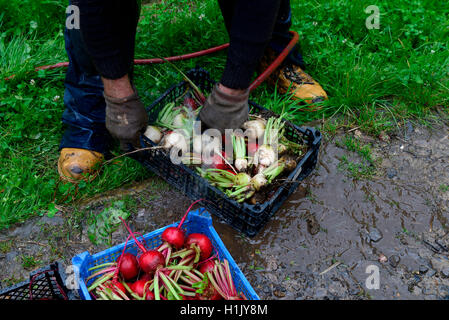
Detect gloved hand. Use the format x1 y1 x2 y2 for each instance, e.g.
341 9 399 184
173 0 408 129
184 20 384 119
104 89 148 151
199 84 249 133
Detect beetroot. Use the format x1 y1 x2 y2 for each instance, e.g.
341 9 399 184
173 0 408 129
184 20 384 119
138 272 152 282
119 217 165 274
139 250 165 274
161 227 185 249
160 199 205 250
131 279 154 300
185 233 212 261
198 260 215 274
200 284 222 300
106 281 127 297
116 253 139 281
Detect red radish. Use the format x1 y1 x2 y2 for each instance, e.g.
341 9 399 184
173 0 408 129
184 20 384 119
116 253 139 281
108 281 127 297
130 279 154 300
138 273 152 282
198 260 215 274
197 260 222 300
139 250 165 274
119 217 165 274
185 233 213 261
161 227 185 249
161 199 205 249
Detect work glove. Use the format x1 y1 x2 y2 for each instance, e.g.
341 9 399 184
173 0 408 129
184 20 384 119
104 89 148 151
199 84 249 134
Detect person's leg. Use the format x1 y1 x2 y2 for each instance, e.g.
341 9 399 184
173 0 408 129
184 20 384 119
59 1 141 182
271 0 305 69
219 0 282 90
200 0 281 132
217 0 236 36
261 0 328 105
60 26 111 155
58 22 109 182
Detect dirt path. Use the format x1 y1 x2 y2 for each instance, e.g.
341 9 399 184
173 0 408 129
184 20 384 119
1 121 448 300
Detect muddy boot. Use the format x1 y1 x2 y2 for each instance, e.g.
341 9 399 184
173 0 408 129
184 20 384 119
58 148 104 183
259 48 328 109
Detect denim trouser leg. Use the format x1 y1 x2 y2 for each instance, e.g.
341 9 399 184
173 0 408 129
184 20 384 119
271 0 306 69
59 27 112 154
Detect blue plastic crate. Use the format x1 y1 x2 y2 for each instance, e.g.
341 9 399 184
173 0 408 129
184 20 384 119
72 208 259 300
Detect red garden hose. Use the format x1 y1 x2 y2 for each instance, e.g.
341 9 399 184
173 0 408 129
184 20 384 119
5 31 299 92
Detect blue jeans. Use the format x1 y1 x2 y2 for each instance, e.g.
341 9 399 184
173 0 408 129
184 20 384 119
59 26 112 154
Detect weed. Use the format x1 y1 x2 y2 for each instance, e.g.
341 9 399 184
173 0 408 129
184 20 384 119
0 239 13 254
21 254 41 270
87 200 131 246
336 135 377 179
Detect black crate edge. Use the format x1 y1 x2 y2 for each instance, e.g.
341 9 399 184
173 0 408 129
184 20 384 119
0 261 75 300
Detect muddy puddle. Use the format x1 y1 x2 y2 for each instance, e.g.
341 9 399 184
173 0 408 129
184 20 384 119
1 121 448 300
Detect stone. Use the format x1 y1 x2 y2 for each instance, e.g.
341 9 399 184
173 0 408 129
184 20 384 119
369 227 383 242
273 289 286 298
427 269 437 277
389 255 400 268
315 288 328 299
441 267 449 278
387 168 397 179
419 265 429 274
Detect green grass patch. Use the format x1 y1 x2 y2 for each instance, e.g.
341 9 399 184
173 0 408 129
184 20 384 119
336 135 377 179
21 254 42 270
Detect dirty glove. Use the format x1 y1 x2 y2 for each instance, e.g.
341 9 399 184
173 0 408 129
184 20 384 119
104 89 148 151
199 84 249 133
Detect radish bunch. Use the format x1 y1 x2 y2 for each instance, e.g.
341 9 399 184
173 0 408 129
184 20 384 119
86 201 246 300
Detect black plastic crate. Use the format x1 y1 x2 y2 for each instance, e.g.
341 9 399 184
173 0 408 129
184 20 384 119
0 262 72 300
134 68 321 237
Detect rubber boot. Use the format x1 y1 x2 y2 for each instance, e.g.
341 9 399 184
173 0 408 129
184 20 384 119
58 148 104 183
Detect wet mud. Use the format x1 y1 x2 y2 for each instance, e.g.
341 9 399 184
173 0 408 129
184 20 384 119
1 121 448 300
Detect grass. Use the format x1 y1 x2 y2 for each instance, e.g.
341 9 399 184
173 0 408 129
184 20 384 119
21 254 41 270
0 0 448 229
336 135 377 179
0 239 13 254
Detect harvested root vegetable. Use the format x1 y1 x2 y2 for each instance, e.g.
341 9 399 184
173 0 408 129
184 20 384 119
255 144 275 168
160 199 204 250
162 131 188 152
172 112 188 128
116 253 139 281
242 118 266 140
119 217 165 274
185 233 213 261
232 134 248 172
206 260 245 300
251 173 267 191
86 201 247 301
253 116 285 170
130 279 154 300
144 125 163 144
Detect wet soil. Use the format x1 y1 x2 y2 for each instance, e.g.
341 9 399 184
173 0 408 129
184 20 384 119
1 121 448 300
